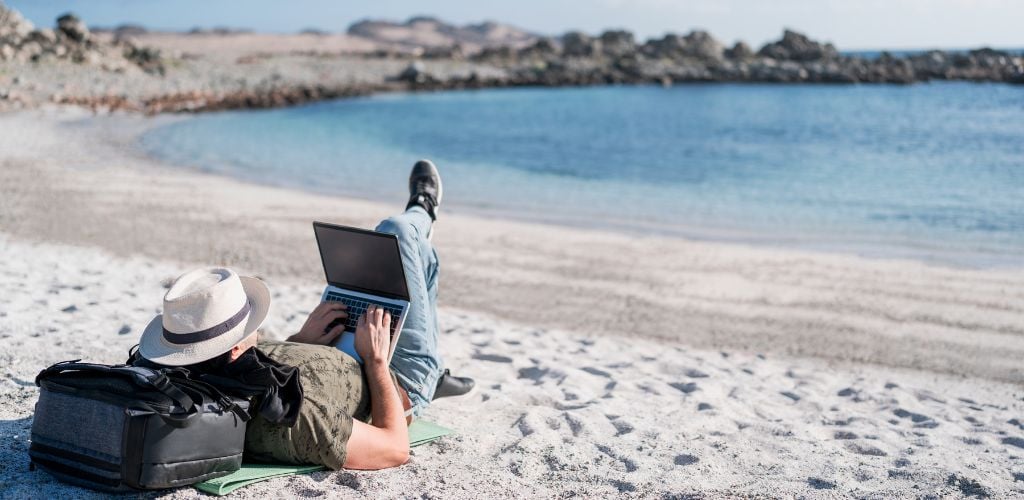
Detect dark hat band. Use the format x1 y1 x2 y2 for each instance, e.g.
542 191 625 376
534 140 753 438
163 301 251 345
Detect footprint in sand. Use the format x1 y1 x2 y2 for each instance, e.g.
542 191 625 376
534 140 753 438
606 414 634 436
893 408 939 428
845 442 887 456
518 367 547 382
807 477 837 490
946 474 991 498
334 472 363 490
674 454 699 466
596 444 638 472
473 353 513 363
511 413 535 437
670 382 699 394
685 369 709 378
581 366 611 377
697 402 713 411
608 479 637 493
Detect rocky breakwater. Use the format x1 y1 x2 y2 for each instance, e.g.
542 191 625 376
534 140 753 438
401 29 1024 88
1 4 165 109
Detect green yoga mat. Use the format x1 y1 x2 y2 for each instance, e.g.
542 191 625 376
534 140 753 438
195 420 453 496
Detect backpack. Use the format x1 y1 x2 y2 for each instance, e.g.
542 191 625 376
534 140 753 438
29 360 252 492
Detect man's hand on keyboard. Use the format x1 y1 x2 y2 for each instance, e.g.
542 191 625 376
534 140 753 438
287 302 349 345
355 304 392 366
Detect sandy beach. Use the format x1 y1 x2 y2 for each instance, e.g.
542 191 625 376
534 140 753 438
0 107 1023 498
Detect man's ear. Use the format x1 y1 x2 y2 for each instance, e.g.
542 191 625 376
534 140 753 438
228 332 258 362
228 343 247 362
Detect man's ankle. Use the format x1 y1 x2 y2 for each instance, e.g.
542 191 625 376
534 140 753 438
406 194 437 221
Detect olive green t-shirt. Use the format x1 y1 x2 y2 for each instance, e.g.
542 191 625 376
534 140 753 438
243 341 370 470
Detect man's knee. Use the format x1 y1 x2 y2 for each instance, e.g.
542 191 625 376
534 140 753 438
376 217 421 243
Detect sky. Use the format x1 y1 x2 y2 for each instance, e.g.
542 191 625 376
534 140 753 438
7 0 1023 51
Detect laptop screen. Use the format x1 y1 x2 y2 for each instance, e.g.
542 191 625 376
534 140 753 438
313 222 410 300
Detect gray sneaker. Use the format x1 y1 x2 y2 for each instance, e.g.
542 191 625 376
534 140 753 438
406 159 443 221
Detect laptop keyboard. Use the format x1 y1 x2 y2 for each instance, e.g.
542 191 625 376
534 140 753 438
325 291 403 335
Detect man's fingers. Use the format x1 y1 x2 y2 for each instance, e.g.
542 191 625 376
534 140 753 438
324 310 349 322
326 324 345 343
383 311 392 330
316 301 348 318
374 307 384 327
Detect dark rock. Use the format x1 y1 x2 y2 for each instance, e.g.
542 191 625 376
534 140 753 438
423 44 465 60
643 31 723 62
562 31 599 57
124 43 164 75
681 30 723 61
397 61 428 83
725 41 753 60
599 30 635 58
56 13 89 42
516 38 557 59
25 28 57 45
758 29 837 61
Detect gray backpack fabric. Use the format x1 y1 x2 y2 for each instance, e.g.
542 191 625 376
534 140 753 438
30 360 252 492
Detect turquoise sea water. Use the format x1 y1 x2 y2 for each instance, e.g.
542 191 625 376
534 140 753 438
141 83 1024 268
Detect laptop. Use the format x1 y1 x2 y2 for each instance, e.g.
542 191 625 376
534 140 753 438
313 221 410 364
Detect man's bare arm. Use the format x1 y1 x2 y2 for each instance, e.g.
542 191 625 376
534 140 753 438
343 307 409 469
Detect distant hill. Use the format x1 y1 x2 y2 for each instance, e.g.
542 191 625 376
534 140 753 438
347 16 537 52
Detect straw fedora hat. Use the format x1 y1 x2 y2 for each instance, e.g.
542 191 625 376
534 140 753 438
139 267 271 366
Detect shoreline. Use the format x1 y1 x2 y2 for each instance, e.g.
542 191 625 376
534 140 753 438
136 87 1024 272
2 107 1023 385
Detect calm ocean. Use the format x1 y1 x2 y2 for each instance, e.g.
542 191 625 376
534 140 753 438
141 83 1024 268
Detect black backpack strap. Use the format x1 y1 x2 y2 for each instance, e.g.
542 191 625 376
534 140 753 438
131 369 196 412
172 376 253 423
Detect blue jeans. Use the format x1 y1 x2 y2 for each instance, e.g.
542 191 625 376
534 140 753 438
376 206 442 416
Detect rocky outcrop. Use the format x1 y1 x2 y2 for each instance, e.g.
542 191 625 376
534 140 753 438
725 41 754 61
758 29 838 61
463 28 1023 86
599 30 635 58
0 4 164 73
56 13 89 42
561 32 598 58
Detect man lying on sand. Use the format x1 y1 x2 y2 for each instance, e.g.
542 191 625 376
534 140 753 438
131 160 473 470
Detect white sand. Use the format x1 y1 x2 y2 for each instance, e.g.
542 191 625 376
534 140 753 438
1 108 1023 497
